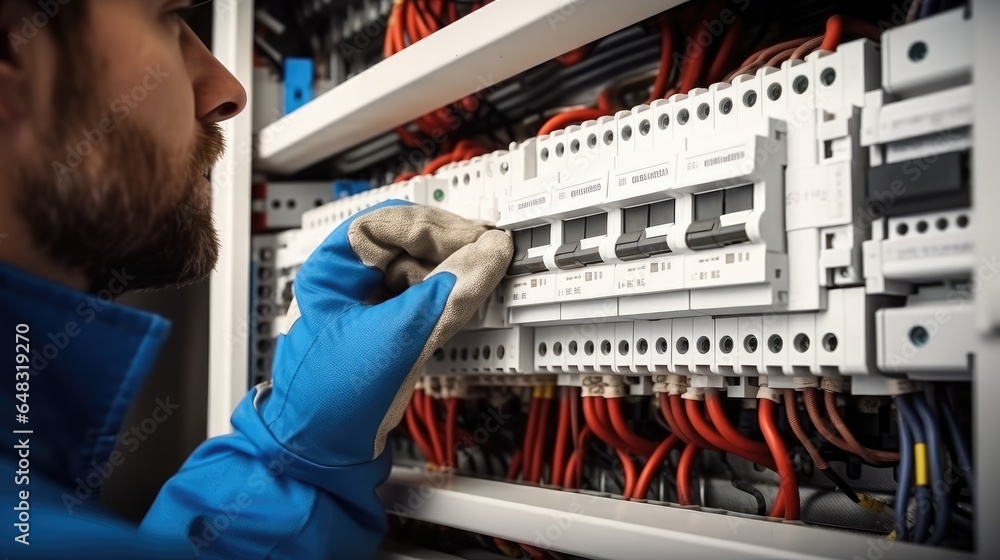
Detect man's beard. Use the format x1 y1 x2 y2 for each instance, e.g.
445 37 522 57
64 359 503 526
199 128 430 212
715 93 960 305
14 112 226 293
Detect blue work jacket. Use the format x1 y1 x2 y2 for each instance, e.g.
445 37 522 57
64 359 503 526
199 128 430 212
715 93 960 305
0 262 389 558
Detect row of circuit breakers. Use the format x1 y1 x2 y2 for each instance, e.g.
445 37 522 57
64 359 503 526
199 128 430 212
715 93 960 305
253 9 974 396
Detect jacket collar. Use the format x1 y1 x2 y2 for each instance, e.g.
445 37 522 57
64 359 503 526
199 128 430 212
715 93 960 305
0 261 170 488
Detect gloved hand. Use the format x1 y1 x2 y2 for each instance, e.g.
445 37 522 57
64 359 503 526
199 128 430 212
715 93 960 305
259 199 513 466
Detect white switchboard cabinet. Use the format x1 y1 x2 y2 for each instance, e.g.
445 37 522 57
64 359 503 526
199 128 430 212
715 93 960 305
209 1 1000 557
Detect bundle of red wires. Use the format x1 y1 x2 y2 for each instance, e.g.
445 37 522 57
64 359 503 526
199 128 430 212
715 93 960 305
385 0 492 166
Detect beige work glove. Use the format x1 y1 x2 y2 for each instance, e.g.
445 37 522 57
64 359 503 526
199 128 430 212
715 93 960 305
259 200 513 466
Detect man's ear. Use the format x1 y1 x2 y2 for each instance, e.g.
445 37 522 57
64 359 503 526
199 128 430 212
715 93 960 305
0 2 32 123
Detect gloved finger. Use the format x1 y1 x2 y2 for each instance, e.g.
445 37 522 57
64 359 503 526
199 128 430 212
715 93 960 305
347 204 491 269
384 255 436 295
419 229 514 338
370 229 513 456
294 201 491 318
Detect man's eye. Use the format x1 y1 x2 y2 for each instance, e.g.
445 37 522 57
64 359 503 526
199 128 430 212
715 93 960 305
170 7 195 22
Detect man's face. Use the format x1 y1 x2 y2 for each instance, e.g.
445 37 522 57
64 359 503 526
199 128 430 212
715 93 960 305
0 0 247 291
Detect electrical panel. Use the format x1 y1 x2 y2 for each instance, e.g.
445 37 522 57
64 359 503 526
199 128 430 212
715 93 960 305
243 2 980 557
271 14 975 390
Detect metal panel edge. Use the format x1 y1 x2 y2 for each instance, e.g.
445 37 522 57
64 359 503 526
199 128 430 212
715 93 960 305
208 0 255 437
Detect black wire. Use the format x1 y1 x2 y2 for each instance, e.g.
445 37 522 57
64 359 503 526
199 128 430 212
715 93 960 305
731 480 767 516
950 507 973 533
479 99 516 146
587 441 625 494
940 385 975 497
719 453 767 516
821 468 862 503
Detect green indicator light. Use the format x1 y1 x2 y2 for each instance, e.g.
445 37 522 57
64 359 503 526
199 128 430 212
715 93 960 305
434 189 445 202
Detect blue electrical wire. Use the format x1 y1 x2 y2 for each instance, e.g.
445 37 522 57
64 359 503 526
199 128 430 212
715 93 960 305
919 0 937 19
897 394 931 543
915 391 950 545
894 394 915 542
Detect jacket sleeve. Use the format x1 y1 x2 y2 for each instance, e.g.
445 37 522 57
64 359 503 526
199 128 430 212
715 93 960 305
139 387 390 560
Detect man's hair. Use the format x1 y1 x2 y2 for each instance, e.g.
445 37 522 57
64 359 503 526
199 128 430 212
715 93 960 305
52 1 89 39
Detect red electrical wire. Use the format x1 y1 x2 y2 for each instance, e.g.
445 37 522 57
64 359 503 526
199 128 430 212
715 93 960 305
726 36 813 80
556 44 592 66
823 390 900 464
677 443 701 506
765 46 801 68
596 89 615 113
384 2 404 58
551 389 572 487
422 391 447 470
772 488 786 519
521 393 541 481
393 171 419 184
594 395 614 427
418 140 487 177
519 544 548 560
413 388 427 420
819 15 843 52
702 391 789 515
706 20 742 84
632 434 682 501
584 397 631 451
529 392 553 483
607 397 659 456
704 390 772 458
563 426 594 490
647 16 675 103
677 32 707 94
570 387 581 450
790 37 824 60
616 449 638 499
421 151 459 176
405 403 438 466
537 108 606 137
406 0 433 43
686 399 775 468
445 396 458 468
840 15 881 42
505 449 523 481
759 398 800 521
677 3 722 94
658 393 686 442
685 398 737 451
669 395 720 451
740 36 813 69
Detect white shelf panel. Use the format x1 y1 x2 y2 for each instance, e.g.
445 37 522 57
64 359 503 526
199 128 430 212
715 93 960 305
208 0 255 437
256 0 684 173
379 468 963 560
